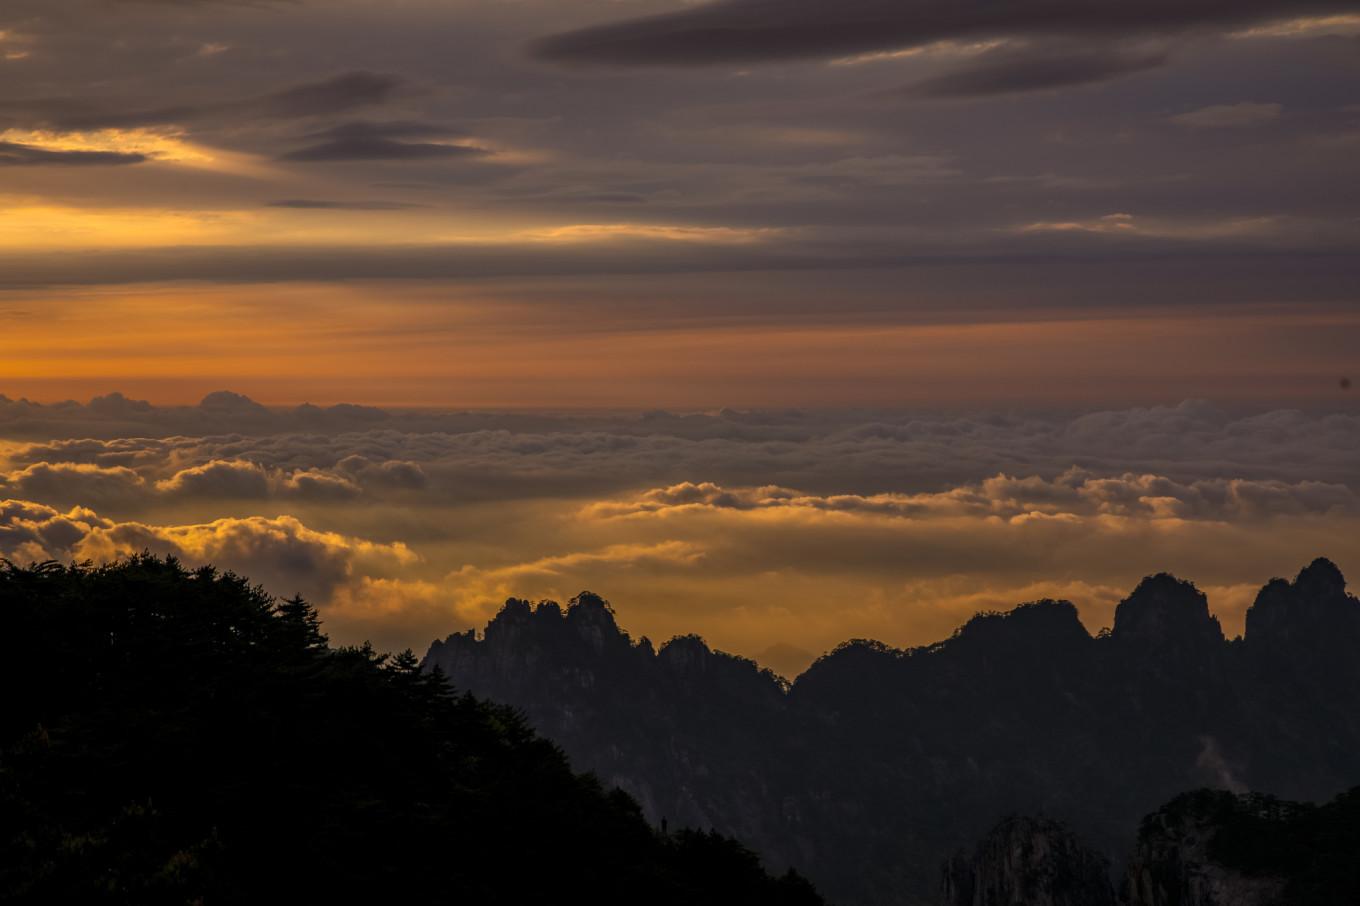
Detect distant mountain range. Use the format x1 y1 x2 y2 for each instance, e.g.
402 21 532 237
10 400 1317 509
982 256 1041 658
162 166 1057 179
424 558 1360 906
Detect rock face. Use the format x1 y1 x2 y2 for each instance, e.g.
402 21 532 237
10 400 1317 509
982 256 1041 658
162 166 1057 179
423 560 1360 906
1120 786 1360 906
1123 796 1285 906
426 593 792 844
941 817 1116 906
946 784 1360 906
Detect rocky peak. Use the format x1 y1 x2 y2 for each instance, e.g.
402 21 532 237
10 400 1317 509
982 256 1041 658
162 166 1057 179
534 600 564 622
954 599 1091 651
941 816 1115 906
482 597 535 643
423 627 475 666
1245 557 1358 649
565 591 626 652
657 634 713 675
789 639 902 707
1112 574 1223 650
1295 557 1346 597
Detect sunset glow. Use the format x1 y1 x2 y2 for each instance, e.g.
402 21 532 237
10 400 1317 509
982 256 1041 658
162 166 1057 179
0 0 1355 665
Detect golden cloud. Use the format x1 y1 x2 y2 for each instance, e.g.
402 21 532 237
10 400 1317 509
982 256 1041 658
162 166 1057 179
0 499 416 604
1231 14 1360 38
1018 212 1277 240
584 472 1357 523
0 128 219 168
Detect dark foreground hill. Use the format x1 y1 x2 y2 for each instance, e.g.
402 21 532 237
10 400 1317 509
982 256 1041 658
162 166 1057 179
0 556 822 905
424 558 1360 906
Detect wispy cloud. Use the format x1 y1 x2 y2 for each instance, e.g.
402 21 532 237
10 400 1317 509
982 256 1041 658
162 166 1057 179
1171 102 1283 127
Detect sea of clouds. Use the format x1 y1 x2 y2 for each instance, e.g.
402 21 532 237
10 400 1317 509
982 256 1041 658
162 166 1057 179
3 392 1357 670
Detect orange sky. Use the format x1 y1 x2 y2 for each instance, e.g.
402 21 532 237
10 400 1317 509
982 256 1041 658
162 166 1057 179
3 281 1355 408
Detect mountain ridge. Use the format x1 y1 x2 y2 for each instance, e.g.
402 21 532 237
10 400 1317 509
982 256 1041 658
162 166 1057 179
424 558 1360 906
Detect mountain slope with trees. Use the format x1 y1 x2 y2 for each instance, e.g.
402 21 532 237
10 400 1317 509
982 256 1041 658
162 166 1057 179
0 556 822 905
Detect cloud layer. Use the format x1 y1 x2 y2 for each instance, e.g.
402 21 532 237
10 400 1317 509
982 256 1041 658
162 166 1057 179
5 395 1358 495
586 471 1357 522
533 0 1356 66
2 396 1358 664
0 0 1355 304
0 499 415 605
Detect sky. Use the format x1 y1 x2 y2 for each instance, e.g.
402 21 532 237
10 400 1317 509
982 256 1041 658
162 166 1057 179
1 0 1357 674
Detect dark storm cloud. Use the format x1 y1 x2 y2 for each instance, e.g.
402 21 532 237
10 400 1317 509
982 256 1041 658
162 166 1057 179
909 46 1169 98
532 0 1357 66
0 141 147 166
280 121 486 162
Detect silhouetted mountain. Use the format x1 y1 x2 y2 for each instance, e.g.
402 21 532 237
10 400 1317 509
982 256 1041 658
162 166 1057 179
1112 573 1224 652
424 559 1360 906
0 558 823 905
426 594 794 851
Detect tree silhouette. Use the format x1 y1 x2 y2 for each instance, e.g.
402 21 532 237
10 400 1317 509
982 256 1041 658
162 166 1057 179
0 555 823 905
